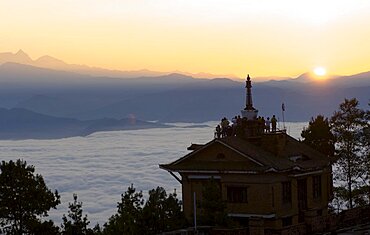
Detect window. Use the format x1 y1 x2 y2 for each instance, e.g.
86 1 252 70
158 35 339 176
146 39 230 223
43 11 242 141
227 186 248 203
282 181 292 204
313 175 322 199
282 216 292 227
328 174 334 200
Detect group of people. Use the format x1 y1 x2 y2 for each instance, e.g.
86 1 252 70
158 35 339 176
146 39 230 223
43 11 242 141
258 115 277 133
215 115 278 139
215 117 234 138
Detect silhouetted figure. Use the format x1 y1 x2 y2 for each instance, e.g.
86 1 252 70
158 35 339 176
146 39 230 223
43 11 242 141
226 126 233 137
260 117 265 134
265 117 271 132
215 125 221 138
232 116 237 136
271 115 277 132
221 117 229 138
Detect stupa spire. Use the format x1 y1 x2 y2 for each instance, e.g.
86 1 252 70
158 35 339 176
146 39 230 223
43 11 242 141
245 74 254 110
241 74 258 119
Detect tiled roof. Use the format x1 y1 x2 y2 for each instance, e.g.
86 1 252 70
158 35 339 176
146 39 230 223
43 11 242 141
160 133 330 173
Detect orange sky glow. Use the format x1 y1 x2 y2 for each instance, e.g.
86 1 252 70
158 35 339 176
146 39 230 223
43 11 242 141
1 0 370 79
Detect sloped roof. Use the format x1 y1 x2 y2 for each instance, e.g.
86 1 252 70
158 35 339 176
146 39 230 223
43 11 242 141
160 133 330 174
280 135 329 169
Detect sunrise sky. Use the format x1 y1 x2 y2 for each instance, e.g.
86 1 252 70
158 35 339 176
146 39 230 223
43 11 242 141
1 0 370 78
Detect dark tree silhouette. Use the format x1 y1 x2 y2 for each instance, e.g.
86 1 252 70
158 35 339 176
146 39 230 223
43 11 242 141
200 179 227 226
301 115 335 158
25 219 60 235
62 194 94 235
162 189 186 231
103 184 144 235
102 185 185 235
0 159 60 234
142 187 185 234
142 187 167 234
358 102 370 204
330 98 367 209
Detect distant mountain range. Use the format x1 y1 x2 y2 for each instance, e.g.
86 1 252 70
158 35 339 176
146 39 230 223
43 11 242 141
0 50 240 79
0 50 369 139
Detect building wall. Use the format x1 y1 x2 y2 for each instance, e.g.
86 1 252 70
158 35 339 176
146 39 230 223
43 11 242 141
180 168 332 230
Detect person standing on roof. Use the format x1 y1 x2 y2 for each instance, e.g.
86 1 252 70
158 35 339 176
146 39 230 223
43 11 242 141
221 117 229 137
265 117 271 132
215 125 221 138
232 116 237 136
271 115 277 132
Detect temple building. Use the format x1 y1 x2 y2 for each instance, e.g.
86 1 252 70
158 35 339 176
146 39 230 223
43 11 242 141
160 75 333 234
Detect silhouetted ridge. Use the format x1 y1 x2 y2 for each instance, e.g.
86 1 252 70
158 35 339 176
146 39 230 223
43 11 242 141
0 108 169 139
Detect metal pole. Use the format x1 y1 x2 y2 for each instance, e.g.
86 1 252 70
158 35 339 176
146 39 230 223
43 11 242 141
193 192 197 233
282 103 286 130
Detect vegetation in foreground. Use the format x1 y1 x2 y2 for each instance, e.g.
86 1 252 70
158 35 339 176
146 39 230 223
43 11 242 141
0 161 185 235
301 98 369 210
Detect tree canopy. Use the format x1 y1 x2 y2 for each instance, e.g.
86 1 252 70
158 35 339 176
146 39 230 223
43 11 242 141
301 115 335 158
62 194 94 235
142 187 185 234
200 179 227 226
102 185 185 235
330 98 368 209
0 159 60 234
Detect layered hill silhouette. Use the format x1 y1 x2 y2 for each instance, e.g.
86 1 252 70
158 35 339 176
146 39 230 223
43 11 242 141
0 50 239 79
0 50 369 134
0 108 168 139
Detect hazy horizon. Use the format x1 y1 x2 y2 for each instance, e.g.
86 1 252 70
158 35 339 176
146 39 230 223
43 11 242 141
1 0 370 78
1 49 370 82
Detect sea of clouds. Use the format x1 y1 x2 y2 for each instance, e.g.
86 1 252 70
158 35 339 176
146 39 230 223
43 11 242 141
0 122 307 226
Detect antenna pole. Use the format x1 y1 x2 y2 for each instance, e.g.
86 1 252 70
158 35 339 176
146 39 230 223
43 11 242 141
282 103 286 130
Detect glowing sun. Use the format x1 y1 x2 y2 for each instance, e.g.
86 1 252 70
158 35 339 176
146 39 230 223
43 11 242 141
313 67 327 76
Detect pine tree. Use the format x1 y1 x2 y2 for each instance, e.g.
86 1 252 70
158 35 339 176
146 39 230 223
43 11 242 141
62 194 93 235
102 185 185 235
358 103 370 204
0 159 60 234
200 179 227 226
330 98 367 208
142 187 185 234
142 187 167 234
301 115 335 158
102 184 144 235
163 189 186 231
26 219 60 235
